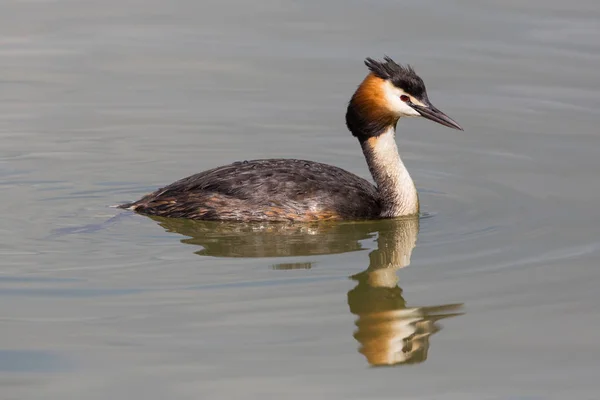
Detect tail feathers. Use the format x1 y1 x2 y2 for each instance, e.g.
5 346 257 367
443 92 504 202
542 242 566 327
116 202 137 210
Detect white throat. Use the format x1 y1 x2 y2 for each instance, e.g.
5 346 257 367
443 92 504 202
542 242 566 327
362 126 419 217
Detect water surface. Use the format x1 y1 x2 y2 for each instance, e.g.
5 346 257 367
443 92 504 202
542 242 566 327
1 0 600 399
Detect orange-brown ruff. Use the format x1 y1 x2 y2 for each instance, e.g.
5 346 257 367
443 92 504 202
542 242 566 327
119 57 463 222
350 74 398 132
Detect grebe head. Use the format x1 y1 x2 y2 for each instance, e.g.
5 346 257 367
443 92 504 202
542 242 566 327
346 56 463 140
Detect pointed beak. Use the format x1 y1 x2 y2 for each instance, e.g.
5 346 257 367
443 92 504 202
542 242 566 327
410 101 463 131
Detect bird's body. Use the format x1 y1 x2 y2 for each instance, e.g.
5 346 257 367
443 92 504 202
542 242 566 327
119 57 462 222
120 159 381 221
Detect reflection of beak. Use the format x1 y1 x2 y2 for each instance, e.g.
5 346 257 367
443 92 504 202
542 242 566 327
410 101 463 131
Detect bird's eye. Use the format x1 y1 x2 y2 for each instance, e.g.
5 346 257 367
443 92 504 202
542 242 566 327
400 95 410 102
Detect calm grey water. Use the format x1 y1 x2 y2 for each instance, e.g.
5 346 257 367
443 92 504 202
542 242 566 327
1 0 600 399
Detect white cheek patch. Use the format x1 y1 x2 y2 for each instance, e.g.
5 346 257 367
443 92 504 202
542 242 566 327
381 81 421 117
397 101 421 117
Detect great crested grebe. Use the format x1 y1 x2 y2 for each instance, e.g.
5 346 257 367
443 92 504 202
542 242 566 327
119 56 462 222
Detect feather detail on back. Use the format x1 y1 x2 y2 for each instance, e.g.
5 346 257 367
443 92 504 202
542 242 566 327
120 159 381 222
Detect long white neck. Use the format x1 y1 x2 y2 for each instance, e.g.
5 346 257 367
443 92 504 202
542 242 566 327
360 126 419 217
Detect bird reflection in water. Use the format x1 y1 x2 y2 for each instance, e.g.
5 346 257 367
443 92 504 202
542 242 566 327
150 215 464 366
347 217 463 366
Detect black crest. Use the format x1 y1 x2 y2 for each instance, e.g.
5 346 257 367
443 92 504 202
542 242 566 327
364 56 427 99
